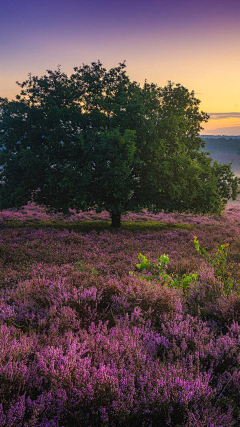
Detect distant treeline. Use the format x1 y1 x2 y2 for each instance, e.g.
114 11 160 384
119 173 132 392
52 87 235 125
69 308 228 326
201 136 240 155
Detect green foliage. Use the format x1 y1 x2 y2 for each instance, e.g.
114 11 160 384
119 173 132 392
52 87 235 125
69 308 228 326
135 253 170 280
1 61 239 226
194 236 237 296
132 238 238 296
130 253 195 291
193 236 229 275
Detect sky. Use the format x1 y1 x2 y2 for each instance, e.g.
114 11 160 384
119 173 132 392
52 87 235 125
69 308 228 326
1 0 240 135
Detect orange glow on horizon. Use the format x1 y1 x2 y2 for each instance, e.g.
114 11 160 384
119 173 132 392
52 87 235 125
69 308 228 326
201 116 240 135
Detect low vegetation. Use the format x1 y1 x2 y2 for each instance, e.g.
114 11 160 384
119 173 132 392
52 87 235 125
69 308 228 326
0 203 239 426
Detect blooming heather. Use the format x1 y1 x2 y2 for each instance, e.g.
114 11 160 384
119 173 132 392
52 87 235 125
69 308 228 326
0 203 239 425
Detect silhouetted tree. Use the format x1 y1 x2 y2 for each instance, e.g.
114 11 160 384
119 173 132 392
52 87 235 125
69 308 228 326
0 61 239 226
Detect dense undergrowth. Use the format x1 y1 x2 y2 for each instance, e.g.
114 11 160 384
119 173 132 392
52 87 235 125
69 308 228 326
0 203 240 426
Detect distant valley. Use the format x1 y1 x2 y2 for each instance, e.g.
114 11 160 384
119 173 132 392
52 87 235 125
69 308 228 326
201 136 240 205
201 135 240 155
201 135 240 177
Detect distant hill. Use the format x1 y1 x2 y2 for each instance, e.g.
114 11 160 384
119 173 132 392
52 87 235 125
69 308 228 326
200 136 240 178
201 136 240 155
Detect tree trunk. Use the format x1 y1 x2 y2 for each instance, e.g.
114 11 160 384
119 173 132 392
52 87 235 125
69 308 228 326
111 213 121 227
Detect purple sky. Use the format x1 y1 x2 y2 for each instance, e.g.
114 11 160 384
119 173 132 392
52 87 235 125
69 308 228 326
1 0 240 134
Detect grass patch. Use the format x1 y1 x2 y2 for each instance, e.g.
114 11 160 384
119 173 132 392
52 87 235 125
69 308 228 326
1 219 195 232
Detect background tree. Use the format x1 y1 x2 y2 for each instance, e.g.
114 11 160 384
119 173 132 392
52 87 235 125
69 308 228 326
0 61 239 226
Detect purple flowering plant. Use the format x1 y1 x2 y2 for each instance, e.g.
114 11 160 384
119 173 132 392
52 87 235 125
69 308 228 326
0 202 239 426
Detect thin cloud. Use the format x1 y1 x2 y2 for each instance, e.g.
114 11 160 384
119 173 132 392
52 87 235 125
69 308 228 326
209 112 240 120
201 126 240 136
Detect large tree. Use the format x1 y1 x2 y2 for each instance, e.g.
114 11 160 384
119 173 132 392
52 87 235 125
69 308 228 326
0 61 239 226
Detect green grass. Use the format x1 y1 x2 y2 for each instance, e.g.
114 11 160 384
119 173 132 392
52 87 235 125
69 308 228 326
1 219 196 232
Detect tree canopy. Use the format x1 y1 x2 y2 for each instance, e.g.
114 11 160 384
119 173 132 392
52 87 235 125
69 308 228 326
0 61 239 226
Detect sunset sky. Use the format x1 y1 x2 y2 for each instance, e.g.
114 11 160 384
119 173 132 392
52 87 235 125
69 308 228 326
1 0 240 135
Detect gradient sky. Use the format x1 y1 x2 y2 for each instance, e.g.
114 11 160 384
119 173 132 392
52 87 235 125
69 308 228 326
1 0 240 135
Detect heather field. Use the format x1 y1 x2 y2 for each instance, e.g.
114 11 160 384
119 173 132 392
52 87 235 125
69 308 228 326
0 203 240 426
